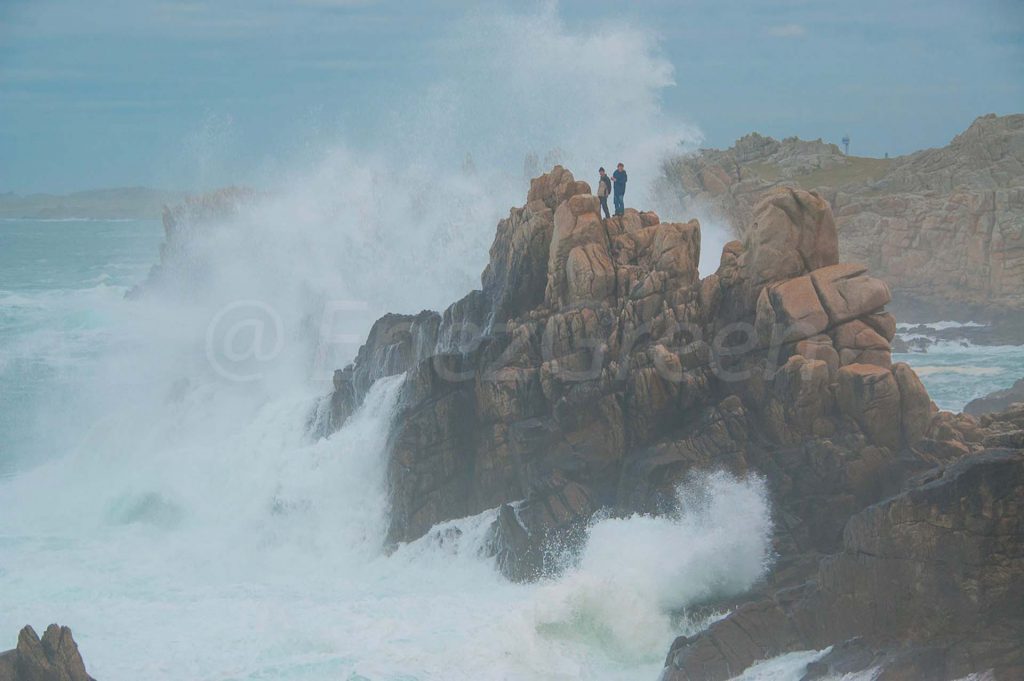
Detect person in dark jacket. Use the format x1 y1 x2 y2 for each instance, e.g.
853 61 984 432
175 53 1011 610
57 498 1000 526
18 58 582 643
612 163 627 216
597 167 612 219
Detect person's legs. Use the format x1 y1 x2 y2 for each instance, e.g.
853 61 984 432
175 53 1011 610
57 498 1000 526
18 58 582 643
614 193 624 215
600 196 610 219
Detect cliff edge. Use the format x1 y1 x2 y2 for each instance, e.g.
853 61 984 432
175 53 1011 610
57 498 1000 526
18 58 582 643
661 113 1024 314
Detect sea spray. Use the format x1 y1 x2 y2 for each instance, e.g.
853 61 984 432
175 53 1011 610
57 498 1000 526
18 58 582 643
3 5 783 679
530 472 773 665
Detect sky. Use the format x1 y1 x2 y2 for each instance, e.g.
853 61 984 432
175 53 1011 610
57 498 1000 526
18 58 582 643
0 0 1022 194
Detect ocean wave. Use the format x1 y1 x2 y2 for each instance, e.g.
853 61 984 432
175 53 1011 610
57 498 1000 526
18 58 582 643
895 320 987 331
0 217 140 223
912 366 1005 377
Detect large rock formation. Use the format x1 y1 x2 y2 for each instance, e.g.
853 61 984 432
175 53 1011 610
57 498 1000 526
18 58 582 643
661 113 1024 313
326 165 1022 679
329 167 947 559
0 625 95 681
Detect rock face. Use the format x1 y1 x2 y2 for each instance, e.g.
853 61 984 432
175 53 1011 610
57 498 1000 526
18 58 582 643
662 449 1024 681
0 625 95 681
661 113 1024 312
965 377 1024 416
327 165 1022 679
328 167 954 569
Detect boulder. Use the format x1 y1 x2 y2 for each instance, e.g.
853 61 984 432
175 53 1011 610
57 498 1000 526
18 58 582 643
0 625 94 681
831 319 892 367
810 264 892 326
545 194 609 308
565 243 615 305
794 335 840 376
756 275 830 344
893 362 936 446
836 363 902 450
744 187 839 285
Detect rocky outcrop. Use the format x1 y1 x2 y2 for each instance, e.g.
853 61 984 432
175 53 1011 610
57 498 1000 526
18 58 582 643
327 168 962 579
965 377 1024 416
0 625 95 681
126 186 255 299
661 113 1024 313
661 449 1024 681
324 165 1022 680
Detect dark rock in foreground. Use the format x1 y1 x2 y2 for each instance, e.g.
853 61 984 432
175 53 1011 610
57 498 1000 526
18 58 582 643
662 449 1024 681
0 625 95 681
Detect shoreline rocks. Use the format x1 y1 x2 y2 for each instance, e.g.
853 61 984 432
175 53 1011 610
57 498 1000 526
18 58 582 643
0 625 95 681
662 449 1024 681
328 168 952 566
660 113 1024 316
326 165 1023 678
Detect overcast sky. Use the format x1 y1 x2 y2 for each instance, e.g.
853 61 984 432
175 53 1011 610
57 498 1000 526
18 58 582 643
1 0 1022 193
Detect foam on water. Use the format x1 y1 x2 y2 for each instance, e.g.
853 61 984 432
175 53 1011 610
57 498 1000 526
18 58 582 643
2 5 1000 680
894 338 1024 411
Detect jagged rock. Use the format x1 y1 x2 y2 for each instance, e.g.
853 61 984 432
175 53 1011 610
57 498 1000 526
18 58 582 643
329 166 933 579
325 310 439 433
662 450 1024 681
320 162 1020 681
0 625 94 681
482 199 555 322
487 477 597 581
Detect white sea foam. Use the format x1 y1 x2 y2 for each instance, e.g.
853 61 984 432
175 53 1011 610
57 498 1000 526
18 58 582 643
895 320 987 331
0 5 971 680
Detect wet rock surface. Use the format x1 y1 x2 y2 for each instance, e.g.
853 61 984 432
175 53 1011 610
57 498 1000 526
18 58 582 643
328 166 1023 677
662 449 1024 681
332 169 936 557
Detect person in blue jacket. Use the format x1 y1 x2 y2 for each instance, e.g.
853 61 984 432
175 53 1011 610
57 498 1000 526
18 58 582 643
612 163 627 216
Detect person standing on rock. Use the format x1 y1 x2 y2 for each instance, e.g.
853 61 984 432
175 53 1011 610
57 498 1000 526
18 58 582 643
597 167 612 219
612 162 627 216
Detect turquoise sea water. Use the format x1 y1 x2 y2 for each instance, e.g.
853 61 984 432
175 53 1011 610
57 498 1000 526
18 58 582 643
0 218 163 474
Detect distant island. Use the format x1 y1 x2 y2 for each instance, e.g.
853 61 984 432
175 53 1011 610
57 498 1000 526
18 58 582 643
0 187 188 220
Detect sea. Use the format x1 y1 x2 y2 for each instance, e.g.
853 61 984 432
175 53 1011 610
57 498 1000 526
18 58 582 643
1 215 1020 680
